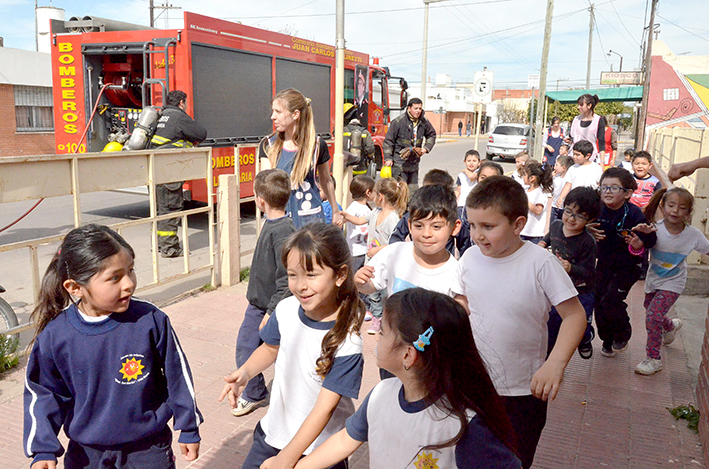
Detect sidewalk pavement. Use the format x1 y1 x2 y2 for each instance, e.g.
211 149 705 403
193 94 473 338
0 281 704 468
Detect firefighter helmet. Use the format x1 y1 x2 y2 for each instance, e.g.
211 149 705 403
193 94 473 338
344 102 357 124
102 142 124 152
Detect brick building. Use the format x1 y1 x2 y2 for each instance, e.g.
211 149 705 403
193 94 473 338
0 46 55 157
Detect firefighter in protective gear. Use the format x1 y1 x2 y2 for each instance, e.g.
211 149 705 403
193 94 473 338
149 90 207 258
343 103 375 177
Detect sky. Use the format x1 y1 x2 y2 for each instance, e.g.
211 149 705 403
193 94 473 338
1 0 708 90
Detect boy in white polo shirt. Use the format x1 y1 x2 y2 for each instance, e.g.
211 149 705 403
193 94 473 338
455 176 586 469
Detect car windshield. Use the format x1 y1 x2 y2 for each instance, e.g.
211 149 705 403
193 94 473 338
494 126 526 136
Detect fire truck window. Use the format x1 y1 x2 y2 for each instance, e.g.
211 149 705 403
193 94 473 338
344 69 355 104
372 81 382 109
15 85 54 132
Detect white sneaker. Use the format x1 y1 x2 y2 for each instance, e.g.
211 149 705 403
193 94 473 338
663 318 683 345
635 358 662 375
231 397 261 417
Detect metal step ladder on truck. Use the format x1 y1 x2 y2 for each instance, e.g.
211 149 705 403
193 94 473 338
49 12 408 203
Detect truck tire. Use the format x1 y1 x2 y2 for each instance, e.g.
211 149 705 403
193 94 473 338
0 296 19 354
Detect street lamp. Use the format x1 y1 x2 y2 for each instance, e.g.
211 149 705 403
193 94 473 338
421 0 450 110
608 50 623 72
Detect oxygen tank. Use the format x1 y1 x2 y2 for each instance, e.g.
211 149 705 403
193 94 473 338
123 106 159 151
350 127 362 160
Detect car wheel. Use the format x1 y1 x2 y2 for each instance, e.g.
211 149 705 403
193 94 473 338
486 153 493 160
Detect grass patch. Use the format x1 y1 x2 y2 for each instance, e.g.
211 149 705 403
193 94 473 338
668 404 700 433
201 283 216 292
0 334 19 372
240 267 250 282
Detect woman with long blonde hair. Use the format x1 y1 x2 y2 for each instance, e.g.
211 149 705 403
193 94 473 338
258 88 342 228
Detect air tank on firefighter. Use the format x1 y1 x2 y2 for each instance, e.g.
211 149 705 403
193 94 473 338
123 106 159 151
350 127 362 160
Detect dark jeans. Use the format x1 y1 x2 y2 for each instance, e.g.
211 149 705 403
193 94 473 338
595 264 640 348
64 426 174 469
521 235 543 245
390 164 419 191
502 395 548 469
550 206 563 224
156 182 183 253
235 303 269 402
547 291 595 355
242 423 348 469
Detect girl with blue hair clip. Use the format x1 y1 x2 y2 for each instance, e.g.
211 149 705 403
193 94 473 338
295 288 521 469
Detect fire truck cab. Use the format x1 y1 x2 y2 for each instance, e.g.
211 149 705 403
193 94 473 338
50 12 407 201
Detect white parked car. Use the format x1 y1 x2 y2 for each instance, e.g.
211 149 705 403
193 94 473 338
486 124 532 160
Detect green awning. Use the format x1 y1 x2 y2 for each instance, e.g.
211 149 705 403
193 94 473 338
545 86 644 104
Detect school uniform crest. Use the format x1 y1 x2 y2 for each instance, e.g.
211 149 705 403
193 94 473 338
414 451 440 469
117 354 148 384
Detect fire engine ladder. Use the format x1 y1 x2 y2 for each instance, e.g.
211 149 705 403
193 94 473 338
140 38 178 108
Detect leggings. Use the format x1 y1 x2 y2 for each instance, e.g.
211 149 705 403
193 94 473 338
644 290 680 359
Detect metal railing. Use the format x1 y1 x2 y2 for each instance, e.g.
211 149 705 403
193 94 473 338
0 147 216 343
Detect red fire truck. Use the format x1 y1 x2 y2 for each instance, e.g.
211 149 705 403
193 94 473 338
49 12 407 201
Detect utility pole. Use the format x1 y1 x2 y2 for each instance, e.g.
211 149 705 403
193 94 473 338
421 0 450 109
636 0 658 149
150 1 181 28
333 0 345 204
586 3 594 90
533 0 555 161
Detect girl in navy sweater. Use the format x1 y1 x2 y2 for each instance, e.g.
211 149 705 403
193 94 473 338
23 225 202 469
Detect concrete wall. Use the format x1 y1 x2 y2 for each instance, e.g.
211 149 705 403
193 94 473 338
0 84 55 157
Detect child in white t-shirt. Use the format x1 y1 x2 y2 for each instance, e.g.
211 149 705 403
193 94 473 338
220 224 365 469
633 188 709 376
512 151 530 189
551 154 573 223
355 185 462 377
345 176 374 273
520 160 553 244
558 140 603 207
455 149 481 221
455 176 586 469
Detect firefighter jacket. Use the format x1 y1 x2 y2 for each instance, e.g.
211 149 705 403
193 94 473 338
150 105 207 148
383 110 436 167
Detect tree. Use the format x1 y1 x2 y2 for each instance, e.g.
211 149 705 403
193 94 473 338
498 102 526 124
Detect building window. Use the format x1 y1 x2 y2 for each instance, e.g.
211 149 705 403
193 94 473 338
14 85 54 132
662 88 679 101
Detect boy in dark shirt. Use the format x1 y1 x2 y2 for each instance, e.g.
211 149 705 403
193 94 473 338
595 167 657 357
540 187 601 358
233 169 295 416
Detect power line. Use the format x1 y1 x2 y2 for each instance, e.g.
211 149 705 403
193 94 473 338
656 13 709 44
222 0 515 20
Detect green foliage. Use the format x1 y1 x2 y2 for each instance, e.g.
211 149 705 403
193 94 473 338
201 283 216 292
668 404 700 433
0 333 19 372
240 267 251 282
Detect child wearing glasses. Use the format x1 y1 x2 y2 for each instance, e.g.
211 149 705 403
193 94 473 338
594 168 657 358
540 186 601 359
